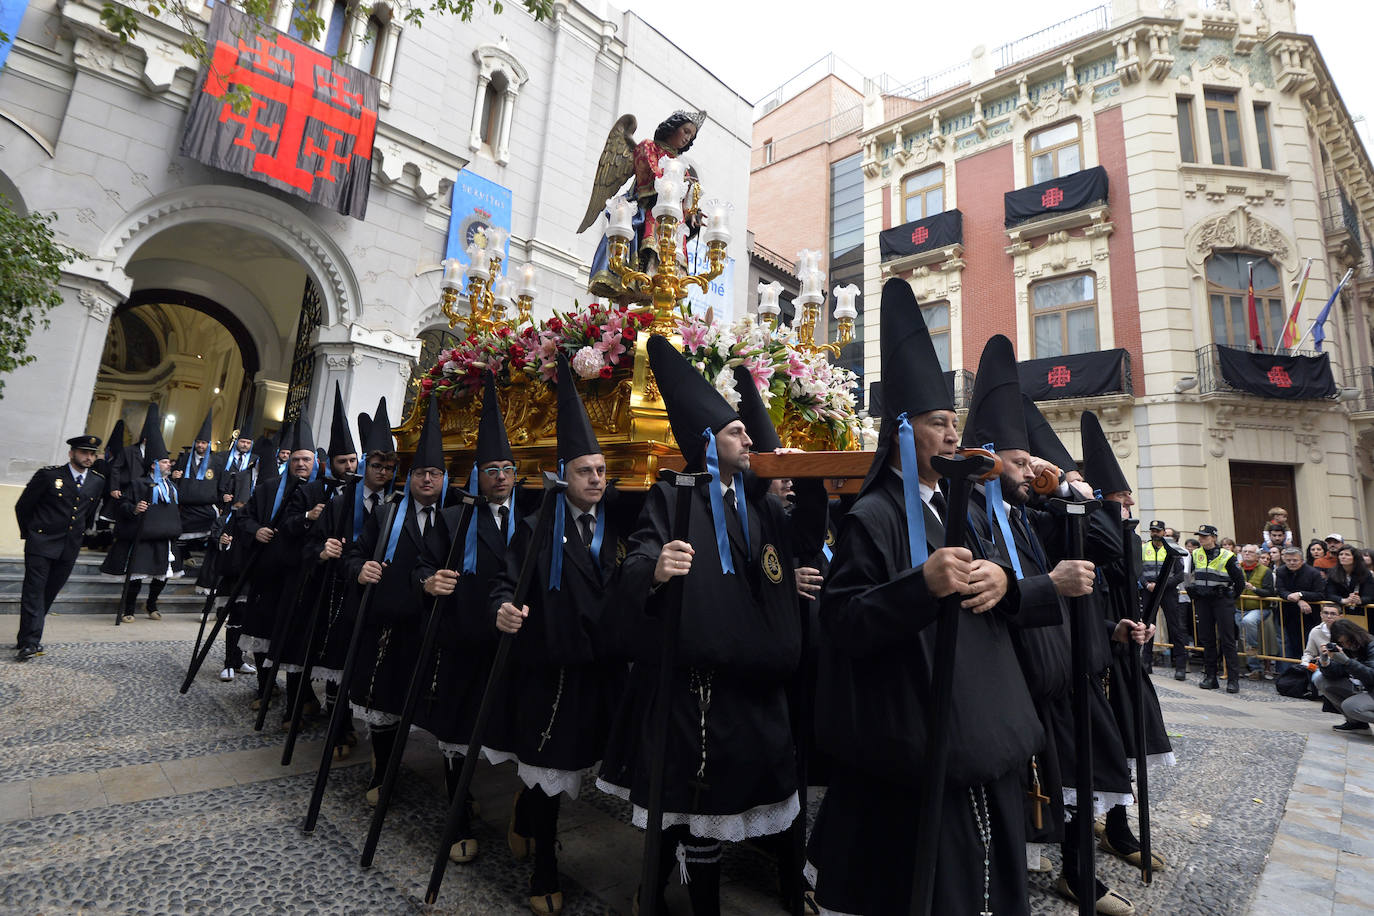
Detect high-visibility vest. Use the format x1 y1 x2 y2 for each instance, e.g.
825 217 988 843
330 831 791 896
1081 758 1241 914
1142 541 1170 581
1191 547 1235 591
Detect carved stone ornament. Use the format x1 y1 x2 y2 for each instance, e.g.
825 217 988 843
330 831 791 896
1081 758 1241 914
1185 205 1297 276
78 288 115 322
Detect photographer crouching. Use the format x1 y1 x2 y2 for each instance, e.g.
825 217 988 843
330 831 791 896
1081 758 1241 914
1314 619 1374 733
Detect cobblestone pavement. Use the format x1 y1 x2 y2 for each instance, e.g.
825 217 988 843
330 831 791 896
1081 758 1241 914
1 613 1367 915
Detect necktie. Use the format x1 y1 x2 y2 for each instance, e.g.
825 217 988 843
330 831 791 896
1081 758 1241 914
419 506 433 536
579 513 595 547
75 474 84 490
930 490 947 522
499 504 510 539
366 492 376 514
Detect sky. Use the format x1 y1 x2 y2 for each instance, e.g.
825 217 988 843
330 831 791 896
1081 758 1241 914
618 0 1374 146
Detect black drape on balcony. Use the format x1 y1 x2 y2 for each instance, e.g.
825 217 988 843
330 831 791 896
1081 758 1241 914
879 209 963 261
1004 166 1108 228
1018 348 1130 400
1216 345 1337 399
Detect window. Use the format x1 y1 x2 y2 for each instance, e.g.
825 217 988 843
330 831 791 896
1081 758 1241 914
902 166 945 223
1254 103 1274 170
764 139 775 165
830 153 864 259
1177 96 1197 163
479 72 508 146
469 44 527 164
1204 89 1245 167
1207 252 1285 349
922 302 951 372
1028 120 1082 184
322 0 348 56
1031 273 1098 357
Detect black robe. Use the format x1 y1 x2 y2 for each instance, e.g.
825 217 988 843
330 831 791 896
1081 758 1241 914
173 451 223 534
300 480 374 679
99 478 184 579
483 491 633 790
807 470 1044 916
1101 521 1172 766
236 473 308 647
597 476 819 841
344 497 431 718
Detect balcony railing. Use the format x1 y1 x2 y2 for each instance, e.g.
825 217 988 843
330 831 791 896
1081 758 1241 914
951 368 975 411
1321 187 1363 249
1196 343 1327 396
994 5 1111 70
1346 367 1374 412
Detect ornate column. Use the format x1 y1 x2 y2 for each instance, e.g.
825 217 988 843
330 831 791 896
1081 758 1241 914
312 323 421 436
468 74 491 152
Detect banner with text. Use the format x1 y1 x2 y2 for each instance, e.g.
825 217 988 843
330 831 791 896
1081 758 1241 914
180 5 379 219
446 170 513 266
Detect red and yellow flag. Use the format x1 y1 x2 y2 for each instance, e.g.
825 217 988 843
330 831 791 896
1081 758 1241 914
1280 259 1313 350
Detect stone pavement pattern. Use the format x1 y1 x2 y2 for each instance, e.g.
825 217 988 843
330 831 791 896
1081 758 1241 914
0 612 1369 915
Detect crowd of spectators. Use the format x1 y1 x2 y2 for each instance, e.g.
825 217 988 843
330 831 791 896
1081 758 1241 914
1155 508 1374 731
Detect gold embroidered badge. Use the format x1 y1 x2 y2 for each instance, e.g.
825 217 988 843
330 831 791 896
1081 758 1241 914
762 544 783 584
54 478 63 490
206 469 215 480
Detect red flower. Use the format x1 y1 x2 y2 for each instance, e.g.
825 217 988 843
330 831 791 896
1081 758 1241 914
599 365 614 379
420 378 434 394
510 344 526 358
548 317 564 332
498 327 512 338
622 327 635 340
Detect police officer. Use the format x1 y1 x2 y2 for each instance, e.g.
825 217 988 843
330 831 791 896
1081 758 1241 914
14 435 105 661
1142 519 1188 680
1185 524 1247 693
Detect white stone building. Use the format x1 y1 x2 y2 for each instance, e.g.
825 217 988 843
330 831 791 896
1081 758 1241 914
0 0 752 550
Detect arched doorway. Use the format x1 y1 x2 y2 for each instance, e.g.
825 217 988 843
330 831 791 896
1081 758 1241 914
86 291 262 452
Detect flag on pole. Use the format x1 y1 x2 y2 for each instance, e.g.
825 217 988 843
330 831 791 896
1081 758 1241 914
1279 258 1313 351
1245 261 1264 350
1312 269 1354 351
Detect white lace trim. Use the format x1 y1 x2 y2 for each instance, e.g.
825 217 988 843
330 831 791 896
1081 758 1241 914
1128 751 1178 777
480 750 594 799
595 781 800 842
350 703 400 728
276 663 304 674
1062 788 1135 817
312 667 343 683
245 636 272 655
436 741 503 764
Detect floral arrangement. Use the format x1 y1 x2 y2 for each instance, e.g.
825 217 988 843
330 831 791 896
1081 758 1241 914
418 302 656 398
676 312 871 450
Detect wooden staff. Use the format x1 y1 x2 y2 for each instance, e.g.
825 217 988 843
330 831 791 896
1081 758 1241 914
424 472 567 905
907 448 1001 916
360 488 479 867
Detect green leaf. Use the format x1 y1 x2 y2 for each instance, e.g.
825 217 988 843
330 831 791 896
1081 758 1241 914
0 197 82 398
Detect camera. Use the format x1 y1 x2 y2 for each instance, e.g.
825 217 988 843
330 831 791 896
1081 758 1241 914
1326 642 1341 653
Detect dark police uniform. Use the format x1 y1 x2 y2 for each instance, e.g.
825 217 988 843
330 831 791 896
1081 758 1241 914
14 436 104 657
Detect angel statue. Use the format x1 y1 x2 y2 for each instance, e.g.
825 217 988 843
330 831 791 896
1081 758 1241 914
578 109 707 301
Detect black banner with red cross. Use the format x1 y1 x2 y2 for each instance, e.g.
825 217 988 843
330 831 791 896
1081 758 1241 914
1216 345 1337 400
878 209 963 262
180 6 379 219
1004 166 1108 228
1018 348 1129 400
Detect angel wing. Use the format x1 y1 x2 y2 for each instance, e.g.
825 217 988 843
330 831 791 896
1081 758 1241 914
577 114 638 234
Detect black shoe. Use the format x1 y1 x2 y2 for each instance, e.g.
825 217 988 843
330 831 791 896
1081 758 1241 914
1226 680 1240 694
1173 670 1187 681
1199 676 1219 690
16 645 41 661
1334 720 1370 732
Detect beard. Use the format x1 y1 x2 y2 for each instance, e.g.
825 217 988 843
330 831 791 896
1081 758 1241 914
1000 471 1031 506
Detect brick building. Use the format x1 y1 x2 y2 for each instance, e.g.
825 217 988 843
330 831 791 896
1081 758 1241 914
845 0 1374 543
0 0 753 551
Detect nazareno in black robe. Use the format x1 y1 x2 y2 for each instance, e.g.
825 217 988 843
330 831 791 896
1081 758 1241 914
807 469 1049 916
596 476 819 842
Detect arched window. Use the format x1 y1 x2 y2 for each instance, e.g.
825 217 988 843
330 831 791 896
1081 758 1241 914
363 13 386 75
1030 272 1098 357
322 0 348 56
1207 252 1284 349
404 327 463 417
479 71 508 146
470 42 528 165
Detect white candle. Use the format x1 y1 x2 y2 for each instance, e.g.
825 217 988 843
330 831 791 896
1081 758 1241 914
467 241 490 280
518 262 538 298
757 280 782 318
704 205 731 245
484 225 509 258
441 258 465 290
494 276 516 308
833 283 859 319
607 196 636 239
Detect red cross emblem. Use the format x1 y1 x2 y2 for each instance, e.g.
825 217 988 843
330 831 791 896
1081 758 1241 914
201 32 377 193
1267 365 1293 388
1042 186 1064 208
1047 365 1072 388
910 225 929 245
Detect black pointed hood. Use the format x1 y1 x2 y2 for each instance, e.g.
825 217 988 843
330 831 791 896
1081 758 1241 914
475 373 514 465
1022 394 1076 470
194 408 213 444
283 418 315 454
1080 410 1131 494
413 396 447 471
143 408 169 465
962 335 1028 452
137 403 158 445
105 419 127 461
251 434 274 464
647 334 738 469
357 412 373 454
327 381 357 457
556 354 602 465
361 398 394 456
732 365 781 453
860 279 953 495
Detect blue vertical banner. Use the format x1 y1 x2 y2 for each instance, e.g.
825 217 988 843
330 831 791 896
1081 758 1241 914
685 243 734 319
0 0 29 71
446 170 512 266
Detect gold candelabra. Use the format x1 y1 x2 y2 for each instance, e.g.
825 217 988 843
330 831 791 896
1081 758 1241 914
793 295 843 358
440 250 507 337
607 211 728 333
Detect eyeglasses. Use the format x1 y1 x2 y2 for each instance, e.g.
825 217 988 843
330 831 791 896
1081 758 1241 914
412 469 445 480
480 465 517 479
367 463 396 473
